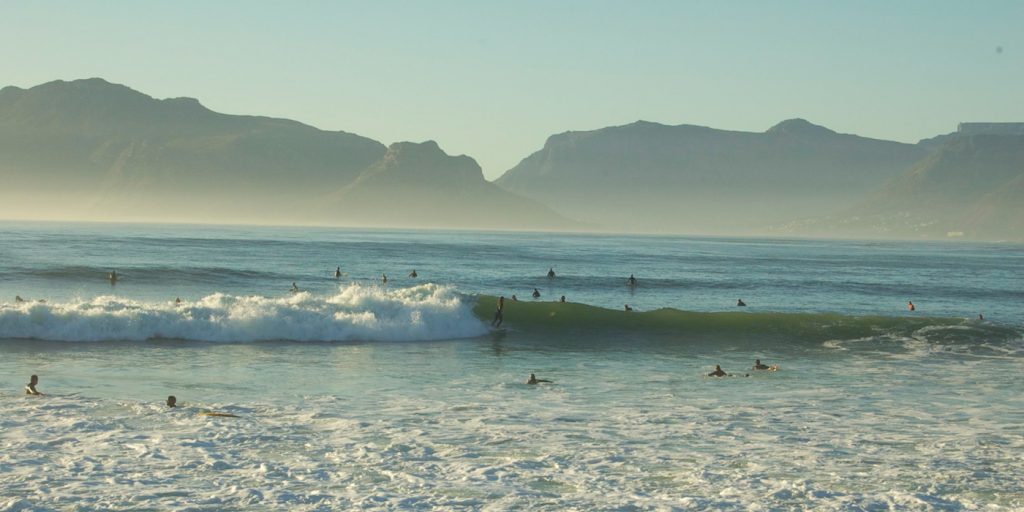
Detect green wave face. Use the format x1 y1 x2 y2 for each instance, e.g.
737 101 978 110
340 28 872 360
473 295 1021 348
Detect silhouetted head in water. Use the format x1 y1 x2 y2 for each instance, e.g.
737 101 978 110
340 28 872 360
26 375 42 395
560 295 566 303
167 395 177 408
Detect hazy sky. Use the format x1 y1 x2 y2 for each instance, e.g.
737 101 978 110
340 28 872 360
2 0 1021 179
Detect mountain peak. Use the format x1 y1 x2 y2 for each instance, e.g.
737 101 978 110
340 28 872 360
766 118 836 137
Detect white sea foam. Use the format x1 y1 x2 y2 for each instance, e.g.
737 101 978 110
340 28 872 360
0 283 487 342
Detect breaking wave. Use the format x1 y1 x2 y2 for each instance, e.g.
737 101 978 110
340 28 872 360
0 283 486 342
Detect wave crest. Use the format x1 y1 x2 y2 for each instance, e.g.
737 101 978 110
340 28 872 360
0 283 487 342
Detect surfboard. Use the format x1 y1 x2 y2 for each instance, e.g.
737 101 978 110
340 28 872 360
200 411 239 418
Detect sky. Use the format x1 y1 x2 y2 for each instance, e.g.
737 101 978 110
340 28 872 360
2 0 1022 179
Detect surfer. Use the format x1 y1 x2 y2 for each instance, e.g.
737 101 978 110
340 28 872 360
492 296 505 327
628 274 637 286
707 365 727 377
335 267 341 278
291 282 299 293
978 313 984 321
109 270 118 285
547 268 556 278
15 295 25 303
382 273 388 284
409 269 418 278
527 373 552 384
167 395 177 408
560 295 566 303
511 295 518 301
624 304 633 311
752 359 771 370
175 297 181 305
737 299 746 307
907 300 915 311
532 288 541 299
25 375 43 395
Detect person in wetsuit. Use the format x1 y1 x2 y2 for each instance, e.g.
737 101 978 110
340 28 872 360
708 365 727 377
752 359 770 370
492 296 505 327
25 375 43 395
527 373 552 384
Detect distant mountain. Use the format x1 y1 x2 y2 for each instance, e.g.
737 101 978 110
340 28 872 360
320 140 583 230
495 119 926 234
0 78 575 230
778 134 1024 241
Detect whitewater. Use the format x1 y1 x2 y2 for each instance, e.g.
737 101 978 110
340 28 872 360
1 222 1022 510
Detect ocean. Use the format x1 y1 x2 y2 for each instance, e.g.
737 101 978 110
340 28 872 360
1 221 1022 510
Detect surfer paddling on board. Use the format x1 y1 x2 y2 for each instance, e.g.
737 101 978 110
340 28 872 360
737 299 746 307
527 373 552 384
708 365 727 377
25 375 44 395
492 296 505 328
752 359 778 371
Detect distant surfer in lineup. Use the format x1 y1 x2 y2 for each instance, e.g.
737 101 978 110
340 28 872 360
737 299 746 307
908 300 915 311
511 295 518 301
527 373 552 384
492 296 505 328
25 375 43 395
15 295 25 303
547 268 555 278
109 270 118 285
752 359 777 371
628 274 637 287
382 273 388 284
532 288 541 299
560 295 566 303
291 282 299 293
175 297 181 305
335 267 341 278
624 304 633 311
708 365 727 377
978 313 984 321
167 395 177 408
409 269 418 278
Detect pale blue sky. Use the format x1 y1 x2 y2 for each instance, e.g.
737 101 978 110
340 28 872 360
2 0 1021 178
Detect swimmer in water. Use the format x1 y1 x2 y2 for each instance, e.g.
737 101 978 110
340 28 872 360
532 288 541 299
624 304 633 311
492 296 505 327
409 269 418 278
707 365 727 377
752 359 771 370
628 274 637 286
737 299 746 307
109 270 118 284
25 375 43 395
547 268 555 278
908 300 915 311
335 267 341 278
167 395 177 408
527 373 552 384
560 295 566 303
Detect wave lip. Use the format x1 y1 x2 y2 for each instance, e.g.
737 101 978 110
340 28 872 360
0 283 487 343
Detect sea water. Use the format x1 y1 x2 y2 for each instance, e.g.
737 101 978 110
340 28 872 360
0 221 1022 510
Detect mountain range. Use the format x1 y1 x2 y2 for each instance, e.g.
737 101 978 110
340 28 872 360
1 78 1021 241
